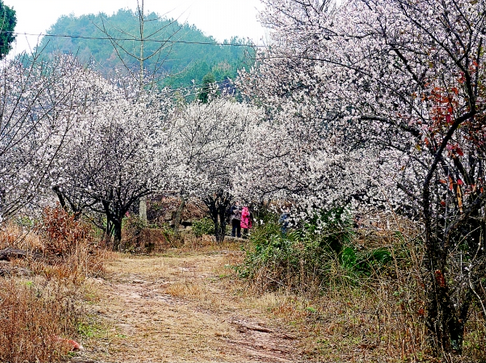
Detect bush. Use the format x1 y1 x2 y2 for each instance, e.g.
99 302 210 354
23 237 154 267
122 221 176 253
239 207 392 293
192 217 215 237
340 246 392 277
0 207 105 282
36 207 105 282
304 206 355 253
41 206 95 257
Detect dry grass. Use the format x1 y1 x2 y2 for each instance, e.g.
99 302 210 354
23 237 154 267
252 283 431 362
53 227 483 362
0 208 108 363
79 235 436 362
0 221 44 252
104 245 245 313
2 210 481 363
0 278 81 362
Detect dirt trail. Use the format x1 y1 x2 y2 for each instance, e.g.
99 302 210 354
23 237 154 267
76 248 301 363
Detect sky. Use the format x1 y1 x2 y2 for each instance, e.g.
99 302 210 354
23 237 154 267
5 0 267 57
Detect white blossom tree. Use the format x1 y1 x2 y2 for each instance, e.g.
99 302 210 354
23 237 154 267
238 0 486 356
0 53 97 221
95 0 182 224
167 96 262 242
50 77 172 248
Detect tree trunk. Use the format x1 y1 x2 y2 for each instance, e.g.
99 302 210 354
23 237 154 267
217 207 227 243
209 208 222 243
425 266 467 355
208 203 226 243
203 191 231 244
105 214 123 251
52 186 67 211
104 219 113 248
112 217 123 250
211 201 229 243
215 221 225 243
423 182 471 356
173 197 186 236
102 200 122 250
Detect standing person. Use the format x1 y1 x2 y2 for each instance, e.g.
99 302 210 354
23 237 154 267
229 201 242 238
240 205 253 238
279 207 290 236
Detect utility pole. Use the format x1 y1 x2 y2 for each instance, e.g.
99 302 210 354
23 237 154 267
96 0 180 224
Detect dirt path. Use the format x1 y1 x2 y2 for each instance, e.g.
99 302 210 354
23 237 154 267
76 248 301 363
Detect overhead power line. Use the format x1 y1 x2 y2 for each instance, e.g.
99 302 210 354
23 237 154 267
10 31 267 48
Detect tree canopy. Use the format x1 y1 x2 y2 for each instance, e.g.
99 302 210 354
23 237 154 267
0 0 16 60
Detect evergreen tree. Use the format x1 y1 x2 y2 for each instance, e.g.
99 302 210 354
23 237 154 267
0 0 16 60
197 72 216 103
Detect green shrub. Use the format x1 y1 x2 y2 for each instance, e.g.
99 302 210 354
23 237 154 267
304 206 355 253
239 207 392 293
340 246 392 277
192 217 215 237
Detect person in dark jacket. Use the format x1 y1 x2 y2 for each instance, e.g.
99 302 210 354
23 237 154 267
229 201 242 237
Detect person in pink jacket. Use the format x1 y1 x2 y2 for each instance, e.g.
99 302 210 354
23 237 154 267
240 205 252 238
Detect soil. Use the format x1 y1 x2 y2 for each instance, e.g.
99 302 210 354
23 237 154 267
75 245 302 363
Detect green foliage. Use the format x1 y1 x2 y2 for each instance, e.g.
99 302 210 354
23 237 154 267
197 72 216 103
304 206 355 253
15 215 36 228
77 322 100 338
35 10 254 90
239 207 392 293
0 0 16 60
192 217 215 237
340 246 392 277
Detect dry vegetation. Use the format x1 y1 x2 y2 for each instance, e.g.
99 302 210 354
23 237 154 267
75 228 486 363
236 214 486 363
0 207 107 363
1 209 485 362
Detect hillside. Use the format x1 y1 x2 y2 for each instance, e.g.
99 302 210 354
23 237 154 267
35 9 254 89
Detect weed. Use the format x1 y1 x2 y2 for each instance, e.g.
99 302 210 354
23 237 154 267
78 322 96 338
0 279 81 362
